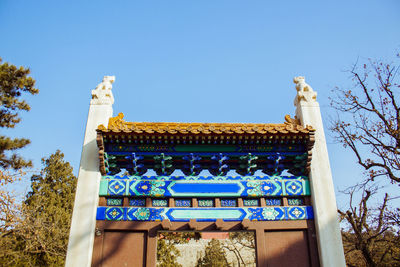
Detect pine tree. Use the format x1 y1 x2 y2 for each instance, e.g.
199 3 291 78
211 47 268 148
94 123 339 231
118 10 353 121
0 58 38 170
157 239 182 267
0 150 77 266
157 232 199 267
196 239 230 267
25 150 76 265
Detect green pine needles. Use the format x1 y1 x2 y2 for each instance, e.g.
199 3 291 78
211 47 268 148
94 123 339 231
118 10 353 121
0 58 38 170
0 151 77 266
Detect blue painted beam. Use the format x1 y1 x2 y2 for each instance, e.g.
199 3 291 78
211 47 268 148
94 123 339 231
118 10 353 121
102 175 309 180
96 206 314 221
100 179 310 197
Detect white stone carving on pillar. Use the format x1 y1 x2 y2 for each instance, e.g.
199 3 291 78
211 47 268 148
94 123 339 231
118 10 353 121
294 76 346 267
65 76 115 267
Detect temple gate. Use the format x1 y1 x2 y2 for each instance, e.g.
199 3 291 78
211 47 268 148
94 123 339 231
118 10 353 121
66 76 345 267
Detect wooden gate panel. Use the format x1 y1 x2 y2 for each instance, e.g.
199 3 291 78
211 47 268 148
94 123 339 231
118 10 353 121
264 230 310 267
99 231 146 267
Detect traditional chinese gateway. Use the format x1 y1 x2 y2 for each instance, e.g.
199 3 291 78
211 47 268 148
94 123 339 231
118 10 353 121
65 76 346 267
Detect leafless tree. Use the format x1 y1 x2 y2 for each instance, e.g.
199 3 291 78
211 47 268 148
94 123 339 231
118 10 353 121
339 186 400 267
330 53 400 184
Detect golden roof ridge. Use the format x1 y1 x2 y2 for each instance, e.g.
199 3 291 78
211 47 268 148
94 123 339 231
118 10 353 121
97 113 314 134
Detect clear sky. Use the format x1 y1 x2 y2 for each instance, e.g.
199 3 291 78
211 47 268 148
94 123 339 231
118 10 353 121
1 1 399 206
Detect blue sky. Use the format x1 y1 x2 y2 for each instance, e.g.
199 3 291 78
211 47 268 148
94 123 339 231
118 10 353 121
1 1 399 206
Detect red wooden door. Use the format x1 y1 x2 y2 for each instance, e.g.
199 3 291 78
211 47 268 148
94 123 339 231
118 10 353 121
100 231 147 267
265 230 311 267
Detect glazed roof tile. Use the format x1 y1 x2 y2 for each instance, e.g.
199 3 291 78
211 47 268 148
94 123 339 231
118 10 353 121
97 113 314 135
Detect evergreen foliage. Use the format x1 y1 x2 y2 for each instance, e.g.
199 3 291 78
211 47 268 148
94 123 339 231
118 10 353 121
0 150 77 266
196 239 229 267
157 232 199 267
0 58 38 170
157 239 182 267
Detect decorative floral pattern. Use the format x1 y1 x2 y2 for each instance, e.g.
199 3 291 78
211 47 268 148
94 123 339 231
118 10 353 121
98 206 313 221
152 199 168 207
105 175 306 181
108 180 126 195
265 198 281 206
135 181 152 195
129 198 146 206
105 207 124 220
285 180 302 195
243 199 259 206
107 198 123 206
126 207 165 221
198 199 214 207
262 207 280 220
288 198 303 206
288 207 306 219
175 199 191 207
132 208 150 220
221 199 237 207
134 180 166 196
102 178 308 197
246 181 281 196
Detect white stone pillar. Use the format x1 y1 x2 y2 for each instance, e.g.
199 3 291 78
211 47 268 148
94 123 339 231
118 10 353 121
293 76 345 267
66 76 115 267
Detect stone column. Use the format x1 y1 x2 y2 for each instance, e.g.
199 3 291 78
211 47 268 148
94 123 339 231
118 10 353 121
293 76 345 267
65 76 115 267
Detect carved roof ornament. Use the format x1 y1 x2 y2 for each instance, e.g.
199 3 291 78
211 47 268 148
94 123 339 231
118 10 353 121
293 76 317 106
97 113 314 134
284 114 301 126
91 76 116 105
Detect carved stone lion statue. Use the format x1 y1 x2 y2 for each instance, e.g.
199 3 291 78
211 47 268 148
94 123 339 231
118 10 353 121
293 76 313 92
293 76 317 104
91 76 116 105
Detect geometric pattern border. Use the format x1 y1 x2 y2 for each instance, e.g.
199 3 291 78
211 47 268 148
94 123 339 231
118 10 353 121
99 179 310 197
96 206 314 222
102 175 308 181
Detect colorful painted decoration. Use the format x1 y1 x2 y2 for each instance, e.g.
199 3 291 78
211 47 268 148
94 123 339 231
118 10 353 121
129 198 146 207
264 154 284 176
104 207 124 220
175 199 191 207
104 153 118 175
152 199 168 207
106 198 123 206
238 153 258 175
135 180 166 196
209 153 230 176
101 150 310 177
243 199 259 206
97 116 315 224
154 153 173 176
107 180 125 196
220 199 237 207
126 153 146 176
127 208 164 221
96 206 314 222
265 198 282 206
182 153 202 176
198 199 214 207
288 198 304 206
101 174 308 181
100 179 310 197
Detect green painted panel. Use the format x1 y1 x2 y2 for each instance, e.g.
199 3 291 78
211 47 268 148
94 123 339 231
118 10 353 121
169 209 243 219
174 145 238 152
304 180 310 195
99 180 109 196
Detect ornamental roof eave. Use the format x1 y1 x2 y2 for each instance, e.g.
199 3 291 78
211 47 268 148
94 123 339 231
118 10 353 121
96 113 315 135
